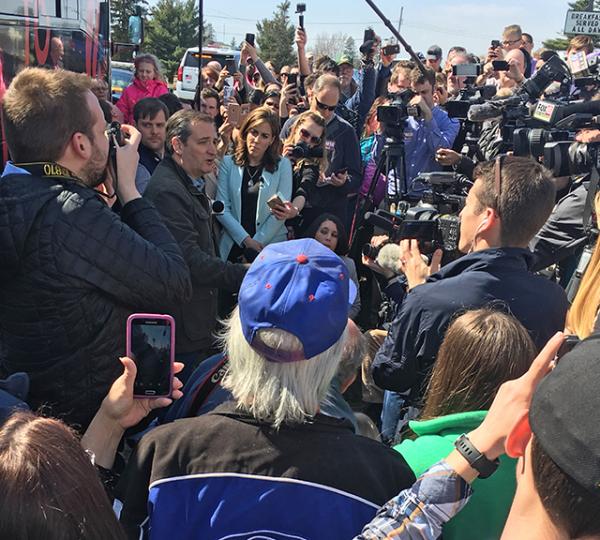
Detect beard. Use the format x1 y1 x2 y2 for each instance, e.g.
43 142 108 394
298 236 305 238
81 141 109 188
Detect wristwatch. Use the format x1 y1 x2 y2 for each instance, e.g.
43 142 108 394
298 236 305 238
454 433 499 479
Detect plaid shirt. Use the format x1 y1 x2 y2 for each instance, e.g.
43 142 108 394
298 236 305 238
355 460 473 540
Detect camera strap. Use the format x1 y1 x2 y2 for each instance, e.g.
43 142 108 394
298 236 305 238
13 161 116 201
12 161 82 182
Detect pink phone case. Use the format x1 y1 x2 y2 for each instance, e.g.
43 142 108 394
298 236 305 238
126 313 176 398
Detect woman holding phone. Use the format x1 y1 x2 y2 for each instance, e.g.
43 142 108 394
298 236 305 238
271 111 348 236
216 107 292 262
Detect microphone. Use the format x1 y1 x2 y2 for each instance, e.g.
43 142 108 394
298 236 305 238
376 243 404 275
467 95 523 122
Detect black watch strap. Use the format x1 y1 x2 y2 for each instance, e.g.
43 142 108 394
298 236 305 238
454 433 499 479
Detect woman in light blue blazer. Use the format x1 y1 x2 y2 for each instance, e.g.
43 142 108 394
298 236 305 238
217 107 293 262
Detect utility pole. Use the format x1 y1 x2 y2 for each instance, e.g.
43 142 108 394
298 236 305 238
196 0 204 108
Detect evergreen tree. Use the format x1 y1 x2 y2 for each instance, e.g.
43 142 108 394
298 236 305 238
543 0 600 50
256 1 295 70
144 0 214 80
343 36 357 65
229 37 239 50
110 0 148 60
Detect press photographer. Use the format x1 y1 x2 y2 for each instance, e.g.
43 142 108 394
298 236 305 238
370 156 568 443
0 68 192 430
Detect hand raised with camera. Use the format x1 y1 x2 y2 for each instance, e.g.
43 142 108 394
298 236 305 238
241 41 258 63
295 27 307 50
113 124 142 204
399 239 443 290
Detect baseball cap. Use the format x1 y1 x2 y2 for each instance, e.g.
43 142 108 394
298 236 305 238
239 239 357 363
529 333 600 492
427 45 443 60
337 54 354 67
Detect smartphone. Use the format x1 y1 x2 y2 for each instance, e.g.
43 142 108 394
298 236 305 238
382 44 400 56
225 56 237 74
227 102 241 126
288 73 298 87
126 314 175 398
491 39 501 49
452 64 482 77
492 60 510 71
556 334 580 361
223 80 234 100
364 28 375 43
267 193 287 209
245 33 255 47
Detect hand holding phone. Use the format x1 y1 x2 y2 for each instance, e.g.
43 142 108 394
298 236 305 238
245 33 255 47
492 60 510 71
267 193 287 209
126 314 175 398
227 102 241 127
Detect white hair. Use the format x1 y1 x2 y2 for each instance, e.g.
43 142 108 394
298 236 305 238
220 307 348 429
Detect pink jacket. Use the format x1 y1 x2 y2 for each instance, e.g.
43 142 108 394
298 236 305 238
116 77 169 124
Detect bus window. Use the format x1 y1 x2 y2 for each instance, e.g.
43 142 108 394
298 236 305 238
0 1 34 16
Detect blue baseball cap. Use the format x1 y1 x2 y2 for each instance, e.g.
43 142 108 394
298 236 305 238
239 239 357 363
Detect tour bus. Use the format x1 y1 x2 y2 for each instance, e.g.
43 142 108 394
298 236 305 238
0 0 139 165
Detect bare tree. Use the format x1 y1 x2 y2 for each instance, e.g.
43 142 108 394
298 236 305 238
310 32 351 62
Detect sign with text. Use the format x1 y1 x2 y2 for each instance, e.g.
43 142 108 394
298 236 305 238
565 10 600 35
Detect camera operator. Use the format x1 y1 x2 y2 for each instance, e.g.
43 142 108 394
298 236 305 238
388 67 460 199
0 68 192 430
370 157 568 442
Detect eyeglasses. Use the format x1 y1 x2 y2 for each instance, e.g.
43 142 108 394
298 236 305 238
494 155 504 217
299 127 321 145
502 38 521 46
315 98 337 112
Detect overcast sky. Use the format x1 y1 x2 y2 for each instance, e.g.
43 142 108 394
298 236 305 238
194 0 570 57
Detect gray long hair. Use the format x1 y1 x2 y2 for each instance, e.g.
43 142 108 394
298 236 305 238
220 307 348 429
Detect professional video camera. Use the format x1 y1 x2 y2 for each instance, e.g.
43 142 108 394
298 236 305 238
377 88 419 138
466 56 573 153
362 172 469 259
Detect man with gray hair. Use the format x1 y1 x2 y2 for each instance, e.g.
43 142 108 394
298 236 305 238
118 239 414 539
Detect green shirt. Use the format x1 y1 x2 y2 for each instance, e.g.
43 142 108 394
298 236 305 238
395 410 516 540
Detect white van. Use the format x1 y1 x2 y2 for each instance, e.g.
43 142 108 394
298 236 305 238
174 46 240 102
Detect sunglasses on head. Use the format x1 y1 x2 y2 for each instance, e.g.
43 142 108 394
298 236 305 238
315 98 337 112
299 127 321 145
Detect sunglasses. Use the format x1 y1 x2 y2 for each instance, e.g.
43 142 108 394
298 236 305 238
299 127 321 145
315 98 337 112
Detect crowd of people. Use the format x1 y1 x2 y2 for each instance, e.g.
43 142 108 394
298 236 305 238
2 15 600 540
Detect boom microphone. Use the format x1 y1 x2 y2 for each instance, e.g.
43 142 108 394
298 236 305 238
467 95 523 122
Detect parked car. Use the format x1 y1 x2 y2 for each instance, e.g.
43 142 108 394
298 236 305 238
111 61 134 103
174 46 240 103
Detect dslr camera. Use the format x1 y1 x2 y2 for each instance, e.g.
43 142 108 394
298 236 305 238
289 141 323 160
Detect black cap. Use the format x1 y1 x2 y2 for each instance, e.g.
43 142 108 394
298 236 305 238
427 45 442 60
530 333 600 493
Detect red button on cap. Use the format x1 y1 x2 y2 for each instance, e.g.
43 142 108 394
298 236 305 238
296 254 309 264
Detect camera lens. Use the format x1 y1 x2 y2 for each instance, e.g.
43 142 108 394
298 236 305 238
362 244 379 259
212 200 225 215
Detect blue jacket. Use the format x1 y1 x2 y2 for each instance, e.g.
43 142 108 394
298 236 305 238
388 106 460 198
216 155 293 260
372 248 569 395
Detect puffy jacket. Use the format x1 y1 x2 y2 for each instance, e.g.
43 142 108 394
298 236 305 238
0 171 191 430
372 248 569 396
116 77 169 124
144 156 247 353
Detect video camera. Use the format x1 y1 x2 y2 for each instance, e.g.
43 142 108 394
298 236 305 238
377 88 419 138
362 172 468 259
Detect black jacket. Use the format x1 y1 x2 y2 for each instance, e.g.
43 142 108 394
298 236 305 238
0 171 191 429
372 248 569 396
144 156 246 353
